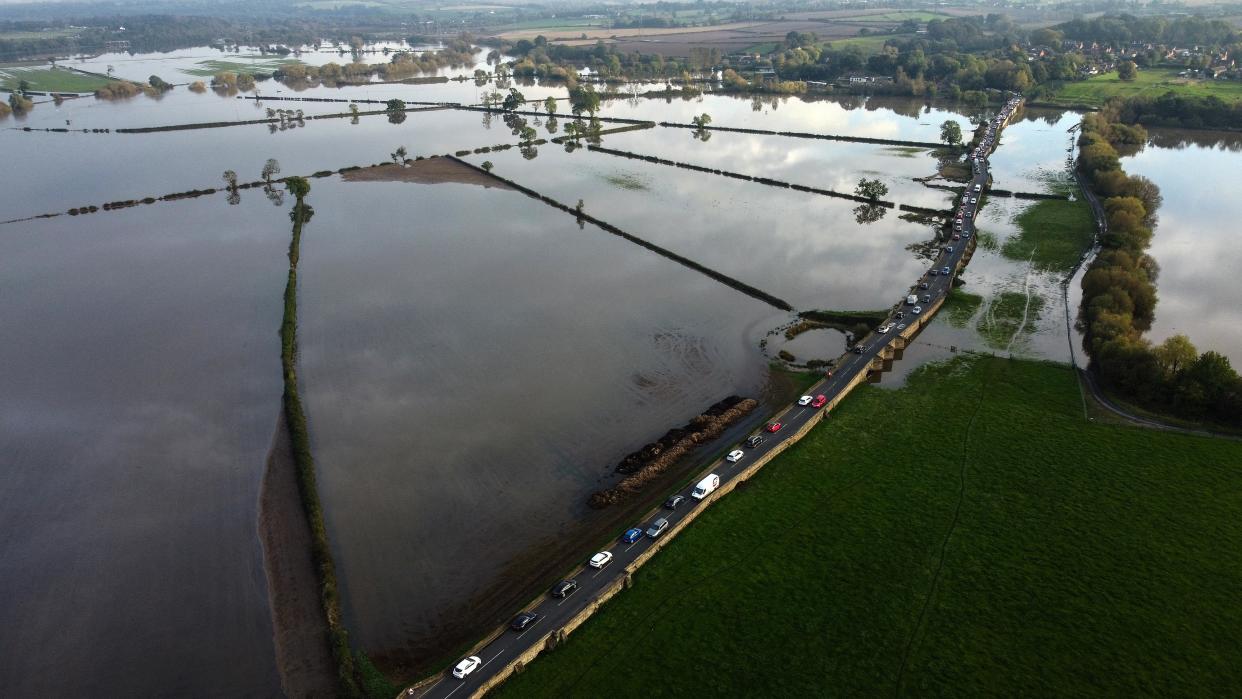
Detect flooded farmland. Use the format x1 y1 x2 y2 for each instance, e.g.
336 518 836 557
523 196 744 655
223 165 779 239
2 48 1136 692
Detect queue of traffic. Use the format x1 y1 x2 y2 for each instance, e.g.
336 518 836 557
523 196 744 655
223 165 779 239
425 95 1024 698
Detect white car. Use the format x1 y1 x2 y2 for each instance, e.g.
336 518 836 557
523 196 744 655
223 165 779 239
897 323 907 330
970 197 978 203
453 656 482 679
877 324 890 334
798 395 813 406
913 306 923 315
589 551 613 569
726 449 745 462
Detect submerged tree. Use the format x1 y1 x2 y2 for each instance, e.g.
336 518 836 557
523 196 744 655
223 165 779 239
855 178 888 201
692 113 713 142
261 158 281 183
544 96 557 116
391 145 408 166
940 119 963 146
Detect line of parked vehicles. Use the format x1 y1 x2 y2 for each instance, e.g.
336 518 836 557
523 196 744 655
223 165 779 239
448 95 1026 686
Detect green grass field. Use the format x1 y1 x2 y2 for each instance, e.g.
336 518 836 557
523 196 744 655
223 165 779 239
1005 195 1096 274
0 66 115 93
1048 68 1242 107
181 58 300 77
494 356 1242 697
821 33 912 56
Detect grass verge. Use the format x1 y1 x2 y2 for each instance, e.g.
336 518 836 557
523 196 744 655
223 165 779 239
976 290 1044 350
493 356 1242 697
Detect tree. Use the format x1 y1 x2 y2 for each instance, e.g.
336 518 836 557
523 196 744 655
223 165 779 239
1154 334 1197 377
286 176 311 200
502 88 526 112
544 96 557 116
855 178 889 201
17 79 30 94
222 170 238 190
386 98 405 113
391 146 408 165
1117 61 1138 82
940 119 963 146
261 158 281 182
569 83 600 117
482 161 494 173
519 125 537 144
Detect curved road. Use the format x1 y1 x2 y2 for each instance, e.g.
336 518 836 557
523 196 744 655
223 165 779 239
413 96 1024 699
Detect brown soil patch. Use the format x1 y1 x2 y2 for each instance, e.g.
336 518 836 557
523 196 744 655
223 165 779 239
341 159 513 190
258 412 338 699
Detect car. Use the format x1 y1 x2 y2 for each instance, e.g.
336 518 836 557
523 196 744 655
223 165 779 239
664 494 685 509
811 395 827 408
453 656 482 679
550 579 578 598
852 345 865 354
745 435 766 448
726 449 745 462
923 294 931 303
646 518 670 539
920 282 930 290
952 234 960 241
929 269 938 277
621 527 643 544
510 611 540 632
970 197 978 204
945 246 954 253
877 324 890 334
798 395 813 406
896 323 906 330
766 422 783 433
589 551 613 568
913 306 923 315
895 311 904 319
940 267 951 275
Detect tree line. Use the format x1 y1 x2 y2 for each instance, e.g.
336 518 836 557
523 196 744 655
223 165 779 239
1077 102 1241 426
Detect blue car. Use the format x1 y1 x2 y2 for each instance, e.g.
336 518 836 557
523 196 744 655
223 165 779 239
621 527 643 544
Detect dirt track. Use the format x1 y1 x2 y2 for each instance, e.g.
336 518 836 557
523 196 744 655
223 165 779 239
258 413 338 698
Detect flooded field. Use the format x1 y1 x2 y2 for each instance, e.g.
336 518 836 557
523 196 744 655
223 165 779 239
0 196 289 696
1 51 1064 691
1120 130 1242 366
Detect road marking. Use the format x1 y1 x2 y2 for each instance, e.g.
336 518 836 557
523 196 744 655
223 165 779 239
443 680 465 699
482 649 504 669
625 540 639 552
516 616 542 639
556 588 578 606
423 679 443 695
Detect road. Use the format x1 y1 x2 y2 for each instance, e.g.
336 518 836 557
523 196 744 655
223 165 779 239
414 95 1023 699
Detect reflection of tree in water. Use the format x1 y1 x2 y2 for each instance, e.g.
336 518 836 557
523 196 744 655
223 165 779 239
520 144 538 160
227 190 241 206
481 110 493 130
545 116 558 134
387 111 406 125
264 184 285 206
853 203 887 225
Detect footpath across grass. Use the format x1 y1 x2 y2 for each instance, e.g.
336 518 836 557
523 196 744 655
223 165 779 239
495 357 1242 697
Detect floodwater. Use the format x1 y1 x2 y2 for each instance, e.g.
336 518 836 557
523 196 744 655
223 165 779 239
0 195 289 696
1 46 1022 692
1120 129 1242 366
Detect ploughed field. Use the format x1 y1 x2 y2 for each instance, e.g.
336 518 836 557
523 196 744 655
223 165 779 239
495 357 1242 697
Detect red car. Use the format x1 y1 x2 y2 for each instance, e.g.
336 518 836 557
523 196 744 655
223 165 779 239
765 422 783 433
811 395 827 408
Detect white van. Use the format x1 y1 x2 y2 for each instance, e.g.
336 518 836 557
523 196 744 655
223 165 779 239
906 294 918 305
692 474 721 500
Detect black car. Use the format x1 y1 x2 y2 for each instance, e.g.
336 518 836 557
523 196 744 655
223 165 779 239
745 435 765 448
550 580 578 598
920 282 930 290
510 611 540 632
853 345 866 354
664 494 686 510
